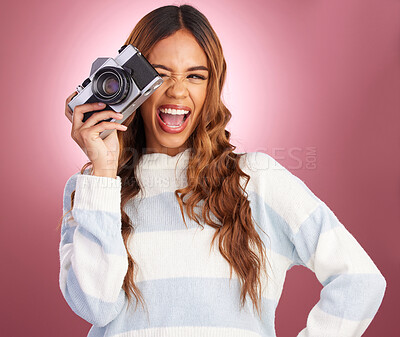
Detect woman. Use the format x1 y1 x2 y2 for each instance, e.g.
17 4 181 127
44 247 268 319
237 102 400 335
59 4 386 337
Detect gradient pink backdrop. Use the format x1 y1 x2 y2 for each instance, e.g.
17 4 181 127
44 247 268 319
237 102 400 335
0 0 398 336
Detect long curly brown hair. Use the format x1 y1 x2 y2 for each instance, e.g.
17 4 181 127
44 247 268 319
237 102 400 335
60 4 269 319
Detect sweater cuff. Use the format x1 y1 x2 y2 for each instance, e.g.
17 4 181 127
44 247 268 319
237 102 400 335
74 174 122 213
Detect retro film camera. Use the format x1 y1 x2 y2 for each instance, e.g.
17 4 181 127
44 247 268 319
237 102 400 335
68 45 164 139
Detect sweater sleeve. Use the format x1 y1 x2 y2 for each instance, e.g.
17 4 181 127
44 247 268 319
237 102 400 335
243 152 386 336
58 171 129 327
292 199 387 336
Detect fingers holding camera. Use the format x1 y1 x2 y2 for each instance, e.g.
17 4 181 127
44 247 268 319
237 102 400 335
71 105 127 143
85 121 128 138
80 123 126 176
70 102 128 176
82 109 125 129
71 102 108 128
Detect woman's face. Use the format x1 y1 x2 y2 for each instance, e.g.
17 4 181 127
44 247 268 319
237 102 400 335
139 29 209 156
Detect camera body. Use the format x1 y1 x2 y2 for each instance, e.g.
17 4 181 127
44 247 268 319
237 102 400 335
68 45 163 139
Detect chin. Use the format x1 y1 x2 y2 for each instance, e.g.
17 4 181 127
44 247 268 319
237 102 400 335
159 138 189 150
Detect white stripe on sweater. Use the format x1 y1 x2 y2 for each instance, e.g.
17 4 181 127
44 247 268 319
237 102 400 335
309 225 382 283
297 305 373 337
112 326 263 337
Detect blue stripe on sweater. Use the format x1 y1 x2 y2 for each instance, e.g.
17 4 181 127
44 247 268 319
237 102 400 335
61 210 126 255
318 273 387 320
60 220 76 246
63 173 79 212
247 191 295 261
291 202 341 265
63 266 127 327
131 189 340 270
130 190 297 262
76 225 127 256
95 276 277 336
60 173 79 246
65 266 277 335
71 208 122 242
129 191 205 232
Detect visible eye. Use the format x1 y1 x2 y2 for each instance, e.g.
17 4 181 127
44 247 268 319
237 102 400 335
159 73 169 78
188 74 206 80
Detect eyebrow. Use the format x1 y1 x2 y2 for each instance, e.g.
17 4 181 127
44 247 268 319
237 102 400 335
152 64 209 72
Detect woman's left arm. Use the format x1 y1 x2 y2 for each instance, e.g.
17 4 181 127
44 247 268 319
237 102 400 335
241 152 386 337
243 151 386 336
291 200 387 337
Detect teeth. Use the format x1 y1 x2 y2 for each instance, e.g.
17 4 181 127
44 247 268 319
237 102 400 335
159 107 190 115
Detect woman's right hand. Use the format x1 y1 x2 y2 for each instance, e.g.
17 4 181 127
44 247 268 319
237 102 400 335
66 93 129 178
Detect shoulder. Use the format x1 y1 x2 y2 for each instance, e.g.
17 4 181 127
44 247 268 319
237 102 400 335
238 151 304 188
238 151 322 232
238 151 281 173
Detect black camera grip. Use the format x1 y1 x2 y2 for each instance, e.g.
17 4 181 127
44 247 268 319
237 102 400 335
81 96 113 124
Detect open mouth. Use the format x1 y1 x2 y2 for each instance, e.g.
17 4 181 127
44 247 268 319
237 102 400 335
157 108 191 127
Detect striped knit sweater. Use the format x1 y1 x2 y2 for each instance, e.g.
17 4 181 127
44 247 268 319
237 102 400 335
59 148 386 337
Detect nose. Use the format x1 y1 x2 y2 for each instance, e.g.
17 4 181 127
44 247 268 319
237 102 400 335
166 77 189 99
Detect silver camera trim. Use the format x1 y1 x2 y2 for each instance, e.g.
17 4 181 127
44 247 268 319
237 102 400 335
68 45 163 139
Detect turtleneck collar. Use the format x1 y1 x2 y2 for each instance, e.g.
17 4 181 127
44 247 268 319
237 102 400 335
137 147 192 171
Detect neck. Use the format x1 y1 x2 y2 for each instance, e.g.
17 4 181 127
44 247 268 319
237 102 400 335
138 147 192 170
143 145 190 157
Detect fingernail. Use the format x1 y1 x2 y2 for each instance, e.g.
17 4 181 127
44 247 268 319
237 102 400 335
98 102 106 106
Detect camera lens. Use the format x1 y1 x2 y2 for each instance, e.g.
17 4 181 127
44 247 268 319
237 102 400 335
92 66 131 104
103 76 119 95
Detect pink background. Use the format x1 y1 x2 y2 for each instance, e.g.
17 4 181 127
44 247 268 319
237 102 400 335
0 0 398 336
